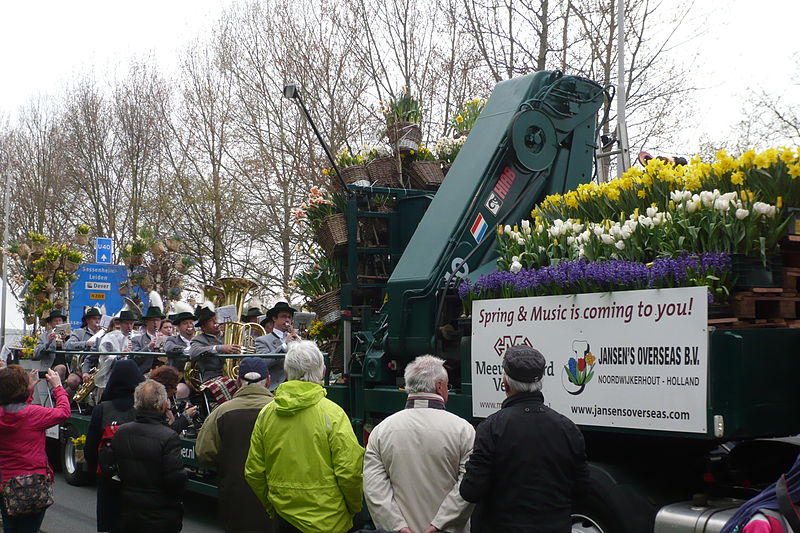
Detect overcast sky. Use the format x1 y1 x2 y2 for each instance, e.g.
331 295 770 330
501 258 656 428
0 0 798 153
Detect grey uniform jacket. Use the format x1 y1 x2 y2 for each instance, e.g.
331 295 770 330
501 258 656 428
33 331 59 370
65 327 101 374
254 332 286 391
189 333 224 382
131 331 156 374
163 335 192 370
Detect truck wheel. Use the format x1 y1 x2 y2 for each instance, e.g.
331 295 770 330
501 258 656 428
60 426 93 486
571 465 655 533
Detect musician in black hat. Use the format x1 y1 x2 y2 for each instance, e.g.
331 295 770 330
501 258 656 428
460 345 589 532
254 302 299 391
189 304 241 383
65 306 105 382
163 301 196 370
131 291 166 374
33 309 68 371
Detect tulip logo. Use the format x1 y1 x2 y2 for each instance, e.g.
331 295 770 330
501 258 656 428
562 340 597 395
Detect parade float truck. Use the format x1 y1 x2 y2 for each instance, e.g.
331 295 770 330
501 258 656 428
316 70 800 532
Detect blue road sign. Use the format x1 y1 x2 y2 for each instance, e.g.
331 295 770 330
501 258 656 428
95 237 113 264
68 264 151 328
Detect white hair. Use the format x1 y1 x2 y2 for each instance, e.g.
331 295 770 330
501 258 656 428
404 355 447 394
502 371 543 394
284 340 325 383
134 379 168 411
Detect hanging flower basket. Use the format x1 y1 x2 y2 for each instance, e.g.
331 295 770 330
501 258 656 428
74 234 89 246
17 243 30 260
386 121 422 152
366 157 403 187
151 241 167 256
331 165 369 190
31 242 45 255
170 278 184 289
175 259 188 274
24 316 35 325
310 289 341 325
129 255 144 268
165 238 182 252
316 214 348 256
64 259 79 273
407 160 445 190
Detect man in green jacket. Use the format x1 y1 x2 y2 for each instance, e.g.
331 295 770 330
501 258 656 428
245 340 364 533
197 357 275 533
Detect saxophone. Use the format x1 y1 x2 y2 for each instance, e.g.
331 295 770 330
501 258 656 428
73 367 98 403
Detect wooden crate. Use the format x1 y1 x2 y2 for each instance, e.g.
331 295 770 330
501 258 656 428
732 290 800 320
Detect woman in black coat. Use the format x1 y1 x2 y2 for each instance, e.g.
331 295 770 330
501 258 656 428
84 360 144 533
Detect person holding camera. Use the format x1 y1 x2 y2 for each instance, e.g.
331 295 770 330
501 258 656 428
0 366 70 532
149 366 198 434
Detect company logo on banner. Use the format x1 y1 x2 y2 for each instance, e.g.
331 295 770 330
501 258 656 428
471 286 708 434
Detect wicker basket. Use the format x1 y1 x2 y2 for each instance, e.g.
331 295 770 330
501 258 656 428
408 160 444 190
74 233 89 246
310 289 341 325
366 157 403 187
316 213 348 255
331 165 370 190
386 121 422 152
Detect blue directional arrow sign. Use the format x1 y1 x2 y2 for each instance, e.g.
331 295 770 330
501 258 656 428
95 237 113 264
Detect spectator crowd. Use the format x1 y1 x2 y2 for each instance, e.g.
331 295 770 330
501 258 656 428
1 333 590 533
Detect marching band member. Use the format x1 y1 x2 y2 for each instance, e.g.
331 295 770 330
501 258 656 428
254 302 299 391
163 302 196 370
189 303 241 383
33 309 68 371
240 299 263 325
95 306 137 399
66 306 104 382
131 291 166 374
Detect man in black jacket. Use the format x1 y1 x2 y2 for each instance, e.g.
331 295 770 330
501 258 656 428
460 345 589 533
111 379 188 533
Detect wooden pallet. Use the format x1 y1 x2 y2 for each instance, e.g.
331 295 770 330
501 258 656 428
732 290 800 320
713 318 789 329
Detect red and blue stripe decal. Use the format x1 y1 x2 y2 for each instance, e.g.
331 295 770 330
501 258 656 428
470 213 489 243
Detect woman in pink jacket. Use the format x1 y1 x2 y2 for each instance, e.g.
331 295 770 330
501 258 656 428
0 365 71 533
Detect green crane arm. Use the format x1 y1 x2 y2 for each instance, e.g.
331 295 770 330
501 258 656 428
384 71 606 358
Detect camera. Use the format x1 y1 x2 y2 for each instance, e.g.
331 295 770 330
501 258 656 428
37 370 48 379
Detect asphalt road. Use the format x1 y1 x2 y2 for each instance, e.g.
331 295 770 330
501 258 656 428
39 471 223 533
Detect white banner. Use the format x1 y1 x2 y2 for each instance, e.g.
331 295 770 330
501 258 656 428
471 286 708 433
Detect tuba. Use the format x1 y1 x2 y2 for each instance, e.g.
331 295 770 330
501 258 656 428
217 278 266 380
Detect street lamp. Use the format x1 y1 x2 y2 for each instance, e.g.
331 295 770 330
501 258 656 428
283 82 350 193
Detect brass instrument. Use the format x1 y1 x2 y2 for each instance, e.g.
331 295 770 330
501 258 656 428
184 284 230 391
218 278 266 380
73 367 98 403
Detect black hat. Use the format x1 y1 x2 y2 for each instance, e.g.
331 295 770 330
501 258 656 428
503 345 546 383
81 306 102 326
169 301 196 325
260 315 273 329
142 306 166 320
45 309 67 323
239 357 270 383
195 304 216 326
117 309 138 322
266 301 297 320
241 306 262 321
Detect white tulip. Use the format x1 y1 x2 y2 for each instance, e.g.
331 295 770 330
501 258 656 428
735 208 749 220
700 191 715 208
713 189 721 199
620 228 631 240
683 190 693 201
686 201 700 214
615 240 626 250
593 225 604 236
521 219 530 232
517 237 525 245
504 225 512 234
572 223 584 233
512 256 519 262
646 206 658 218
510 261 522 274
567 236 576 246
536 224 544 234
601 234 615 245
670 190 683 202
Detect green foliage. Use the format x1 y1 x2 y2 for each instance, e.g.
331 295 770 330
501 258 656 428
382 87 422 124
293 257 341 298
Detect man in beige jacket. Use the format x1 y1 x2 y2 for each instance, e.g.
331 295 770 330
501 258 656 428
364 355 475 533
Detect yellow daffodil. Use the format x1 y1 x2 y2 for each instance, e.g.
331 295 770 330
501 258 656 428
730 171 745 185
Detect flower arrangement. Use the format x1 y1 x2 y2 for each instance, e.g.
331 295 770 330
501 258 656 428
292 188 347 232
70 434 86 450
293 257 341 299
382 87 422 125
334 148 365 169
435 136 467 166
307 319 338 344
20 334 37 358
28 232 48 245
452 98 485 134
459 253 732 314
76 224 90 235
359 144 392 162
402 144 436 162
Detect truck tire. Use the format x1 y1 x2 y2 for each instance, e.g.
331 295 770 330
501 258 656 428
571 465 655 533
60 426 93 486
